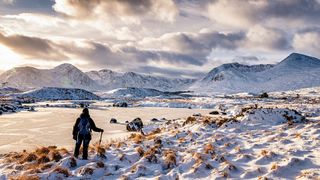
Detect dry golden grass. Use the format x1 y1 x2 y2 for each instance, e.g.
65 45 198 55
37 155 50 164
183 116 196 126
20 153 37 164
147 128 161 136
178 137 186 143
9 175 40 180
143 148 158 163
204 143 215 155
96 161 105 168
53 166 70 177
79 167 94 175
49 151 62 162
164 151 177 169
270 163 278 171
260 149 269 157
294 133 302 138
39 163 53 171
96 147 106 159
135 146 145 157
129 133 144 144
35 147 50 155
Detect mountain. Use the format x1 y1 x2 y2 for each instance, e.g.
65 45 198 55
191 53 320 93
17 87 100 100
86 70 195 91
0 64 100 91
1 53 320 94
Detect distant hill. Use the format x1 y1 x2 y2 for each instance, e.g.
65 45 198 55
17 87 100 100
0 64 100 91
86 70 195 91
191 53 320 93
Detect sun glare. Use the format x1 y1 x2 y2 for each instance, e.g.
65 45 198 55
0 45 24 70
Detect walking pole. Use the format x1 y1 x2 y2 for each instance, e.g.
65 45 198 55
98 131 103 147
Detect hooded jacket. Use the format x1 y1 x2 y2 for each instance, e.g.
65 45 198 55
72 113 103 140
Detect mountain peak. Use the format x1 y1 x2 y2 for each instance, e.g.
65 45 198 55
54 63 79 70
279 53 320 67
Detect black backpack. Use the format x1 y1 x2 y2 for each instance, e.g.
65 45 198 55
78 117 91 135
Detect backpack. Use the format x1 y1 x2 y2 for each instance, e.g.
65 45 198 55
78 117 91 135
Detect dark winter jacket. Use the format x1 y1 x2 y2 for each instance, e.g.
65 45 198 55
72 113 103 140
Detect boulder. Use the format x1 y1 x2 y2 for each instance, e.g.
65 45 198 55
110 118 117 124
126 118 144 132
209 111 219 115
113 101 128 107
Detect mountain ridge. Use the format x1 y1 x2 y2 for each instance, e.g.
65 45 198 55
1 53 320 93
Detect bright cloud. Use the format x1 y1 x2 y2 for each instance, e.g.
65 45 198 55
0 0 318 77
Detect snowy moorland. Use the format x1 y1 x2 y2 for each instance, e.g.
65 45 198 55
0 104 319 179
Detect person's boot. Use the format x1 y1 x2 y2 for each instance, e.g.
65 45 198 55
74 143 81 159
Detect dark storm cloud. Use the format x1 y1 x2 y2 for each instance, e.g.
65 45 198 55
0 32 67 60
207 0 320 27
139 30 246 65
264 0 320 22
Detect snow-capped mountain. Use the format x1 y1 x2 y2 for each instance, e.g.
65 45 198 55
17 87 100 100
0 64 100 91
86 70 195 91
1 53 320 94
191 53 320 93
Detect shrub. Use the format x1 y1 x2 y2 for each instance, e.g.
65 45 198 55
183 116 196 126
37 155 50 164
53 166 70 177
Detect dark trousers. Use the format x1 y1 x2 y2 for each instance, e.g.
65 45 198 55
74 134 90 159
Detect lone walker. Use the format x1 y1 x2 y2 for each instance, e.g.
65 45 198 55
73 108 104 160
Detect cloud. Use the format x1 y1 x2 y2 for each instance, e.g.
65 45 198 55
293 27 320 56
53 0 178 23
245 25 291 51
134 66 205 79
207 0 320 28
2 0 15 4
137 30 246 66
0 32 67 60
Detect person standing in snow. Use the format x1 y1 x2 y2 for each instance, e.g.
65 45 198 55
73 108 104 160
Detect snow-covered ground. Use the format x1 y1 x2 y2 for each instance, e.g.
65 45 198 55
0 107 211 154
0 86 320 179
0 105 319 179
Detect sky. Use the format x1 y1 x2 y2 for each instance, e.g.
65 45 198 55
0 0 319 78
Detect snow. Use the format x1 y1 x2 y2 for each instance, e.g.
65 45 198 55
0 64 100 91
1 53 320 94
86 70 195 91
191 53 320 94
17 87 101 100
0 96 319 179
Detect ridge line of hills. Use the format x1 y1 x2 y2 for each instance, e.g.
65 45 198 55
1 53 320 93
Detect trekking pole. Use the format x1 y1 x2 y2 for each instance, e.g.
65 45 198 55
98 131 103 147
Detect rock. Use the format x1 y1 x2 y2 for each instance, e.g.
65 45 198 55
110 118 117 124
193 113 202 117
113 101 128 107
150 118 160 122
209 111 219 115
258 92 269 98
28 107 36 112
126 118 144 132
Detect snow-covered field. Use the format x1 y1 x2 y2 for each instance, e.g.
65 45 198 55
0 87 320 179
0 107 211 154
